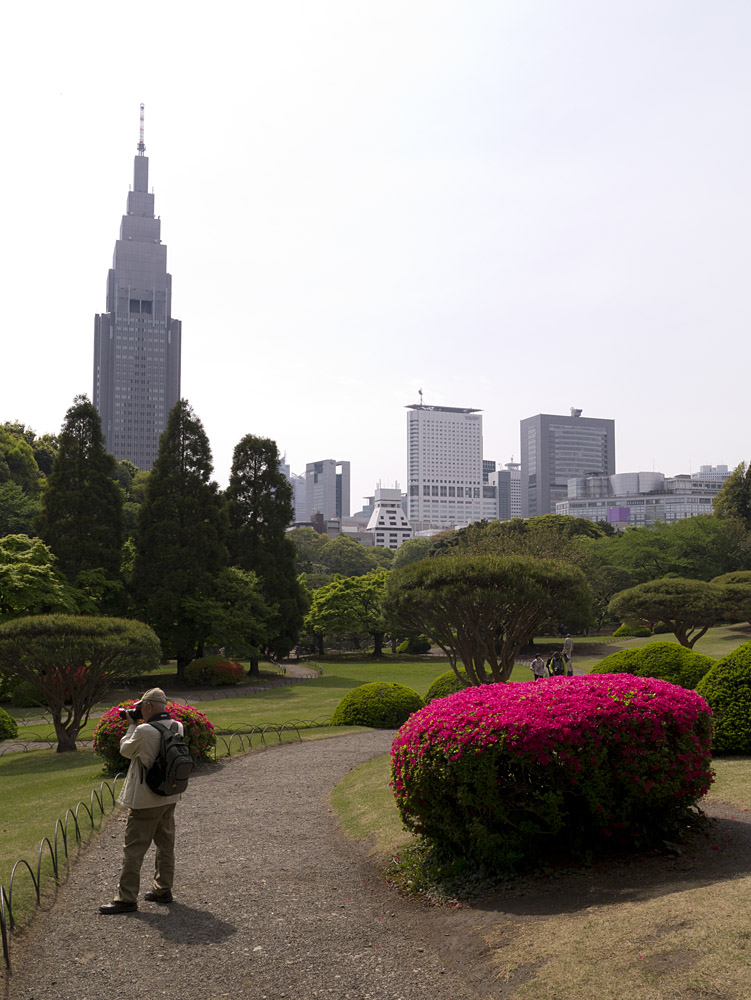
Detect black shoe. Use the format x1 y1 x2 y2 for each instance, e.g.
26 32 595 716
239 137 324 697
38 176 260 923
144 890 173 904
99 900 138 914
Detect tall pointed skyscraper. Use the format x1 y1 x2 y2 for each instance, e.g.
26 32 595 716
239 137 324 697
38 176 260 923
93 105 181 469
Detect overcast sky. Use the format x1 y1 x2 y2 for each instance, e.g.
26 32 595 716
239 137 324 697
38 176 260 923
3 1 750 508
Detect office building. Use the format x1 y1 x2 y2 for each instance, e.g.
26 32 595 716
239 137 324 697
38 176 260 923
93 107 181 468
305 460 350 521
520 410 615 517
366 486 413 550
407 403 495 529
490 461 522 521
556 466 731 527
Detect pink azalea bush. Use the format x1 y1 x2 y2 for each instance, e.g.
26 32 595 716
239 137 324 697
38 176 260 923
93 700 216 773
391 674 713 870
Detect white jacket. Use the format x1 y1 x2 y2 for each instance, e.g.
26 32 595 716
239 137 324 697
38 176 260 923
117 716 184 809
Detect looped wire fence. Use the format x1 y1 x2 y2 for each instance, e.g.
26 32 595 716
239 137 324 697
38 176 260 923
1 714 331 971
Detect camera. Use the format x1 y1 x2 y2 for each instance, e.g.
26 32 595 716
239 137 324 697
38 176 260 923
118 705 143 722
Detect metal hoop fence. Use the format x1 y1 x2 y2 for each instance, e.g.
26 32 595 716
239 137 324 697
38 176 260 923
1 713 331 971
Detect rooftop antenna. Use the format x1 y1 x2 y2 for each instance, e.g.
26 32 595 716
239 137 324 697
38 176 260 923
137 103 146 155
418 388 423 406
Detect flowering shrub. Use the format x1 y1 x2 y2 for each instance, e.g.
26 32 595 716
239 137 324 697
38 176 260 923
184 656 244 687
92 700 216 773
330 682 423 729
391 674 713 870
696 641 751 754
0 706 18 741
424 668 473 704
591 641 715 689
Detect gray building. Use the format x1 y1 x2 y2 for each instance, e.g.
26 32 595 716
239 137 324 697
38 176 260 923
305 460 351 520
520 410 615 517
93 109 181 469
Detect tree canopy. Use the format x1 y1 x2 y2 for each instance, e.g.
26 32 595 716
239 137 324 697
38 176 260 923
609 577 730 648
385 554 592 683
304 569 388 656
714 461 751 529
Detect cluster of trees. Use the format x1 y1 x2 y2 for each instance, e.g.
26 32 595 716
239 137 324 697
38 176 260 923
0 396 306 681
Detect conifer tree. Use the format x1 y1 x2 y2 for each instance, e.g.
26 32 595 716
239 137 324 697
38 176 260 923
132 400 228 677
226 435 306 672
36 395 123 582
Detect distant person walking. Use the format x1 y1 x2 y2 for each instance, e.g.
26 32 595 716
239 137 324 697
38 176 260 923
530 654 547 681
563 634 574 676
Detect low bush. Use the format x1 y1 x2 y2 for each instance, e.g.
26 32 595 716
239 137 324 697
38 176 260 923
184 656 244 687
0 706 18 741
330 682 423 729
396 635 432 655
11 680 46 708
591 641 715 689
391 674 712 872
93 701 216 773
424 668 473 703
696 640 751 754
613 622 652 637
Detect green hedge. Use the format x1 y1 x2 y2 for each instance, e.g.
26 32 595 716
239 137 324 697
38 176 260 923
696 641 751 754
591 641 715 689
330 682 423 729
613 622 652 638
0 706 18 741
424 668 473 703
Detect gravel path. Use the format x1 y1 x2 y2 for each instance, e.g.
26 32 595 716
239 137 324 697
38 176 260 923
3 731 481 1000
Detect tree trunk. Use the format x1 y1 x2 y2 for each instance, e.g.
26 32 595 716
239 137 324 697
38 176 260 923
175 654 191 681
248 656 260 676
316 634 324 656
370 631 385 658
54 720 79 753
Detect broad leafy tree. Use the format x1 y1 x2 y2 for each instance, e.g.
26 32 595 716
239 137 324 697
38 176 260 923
36 396 124 583
0 615 160 752
226 434 306 672
132 400 228 678
609 578 730 648
714 461 751 529
319 534 379 576
0 534 81 621
391 536 432 569
385 554 592 684
305 569 388 656
0 482 41 537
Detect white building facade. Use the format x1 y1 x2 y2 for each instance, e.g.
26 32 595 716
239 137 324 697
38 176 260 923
407 404 493 529
366 486 413 549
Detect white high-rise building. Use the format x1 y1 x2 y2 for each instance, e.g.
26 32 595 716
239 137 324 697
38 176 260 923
366 486 413 549
406 403 491 529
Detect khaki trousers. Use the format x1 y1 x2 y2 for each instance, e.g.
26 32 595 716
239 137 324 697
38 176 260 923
117 803 177 903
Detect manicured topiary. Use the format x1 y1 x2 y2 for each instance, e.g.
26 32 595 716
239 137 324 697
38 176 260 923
396 635 432 655
184 656 244 687
424 668 472 703
330 682 423 729
93 700 216 773
391 675 712 871
613 622 652 638
0 706 18 742
591 641 715 689
696 640 751 754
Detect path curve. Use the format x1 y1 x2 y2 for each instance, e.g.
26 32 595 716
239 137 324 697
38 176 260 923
3 731 479 1000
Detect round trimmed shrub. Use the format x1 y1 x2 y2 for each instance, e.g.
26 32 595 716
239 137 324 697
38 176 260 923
424 668 472 703
0 706 18 742
396 635 432 655
330 682 423 729
696 640 751 754
93 700 216 773
591 641 715 689
391 675 712 871
184 656 244 687
613 622 652 638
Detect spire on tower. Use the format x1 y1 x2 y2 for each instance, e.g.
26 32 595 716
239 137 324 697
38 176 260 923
137 103 145 155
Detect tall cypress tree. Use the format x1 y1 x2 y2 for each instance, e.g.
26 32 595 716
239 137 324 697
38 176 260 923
36 395 123 582
132 400 228 677
226 435 306 672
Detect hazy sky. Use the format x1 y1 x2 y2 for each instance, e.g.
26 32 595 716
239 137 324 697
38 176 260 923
3 1 750 508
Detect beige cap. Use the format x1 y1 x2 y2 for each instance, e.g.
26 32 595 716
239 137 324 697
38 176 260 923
140 687 168 705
